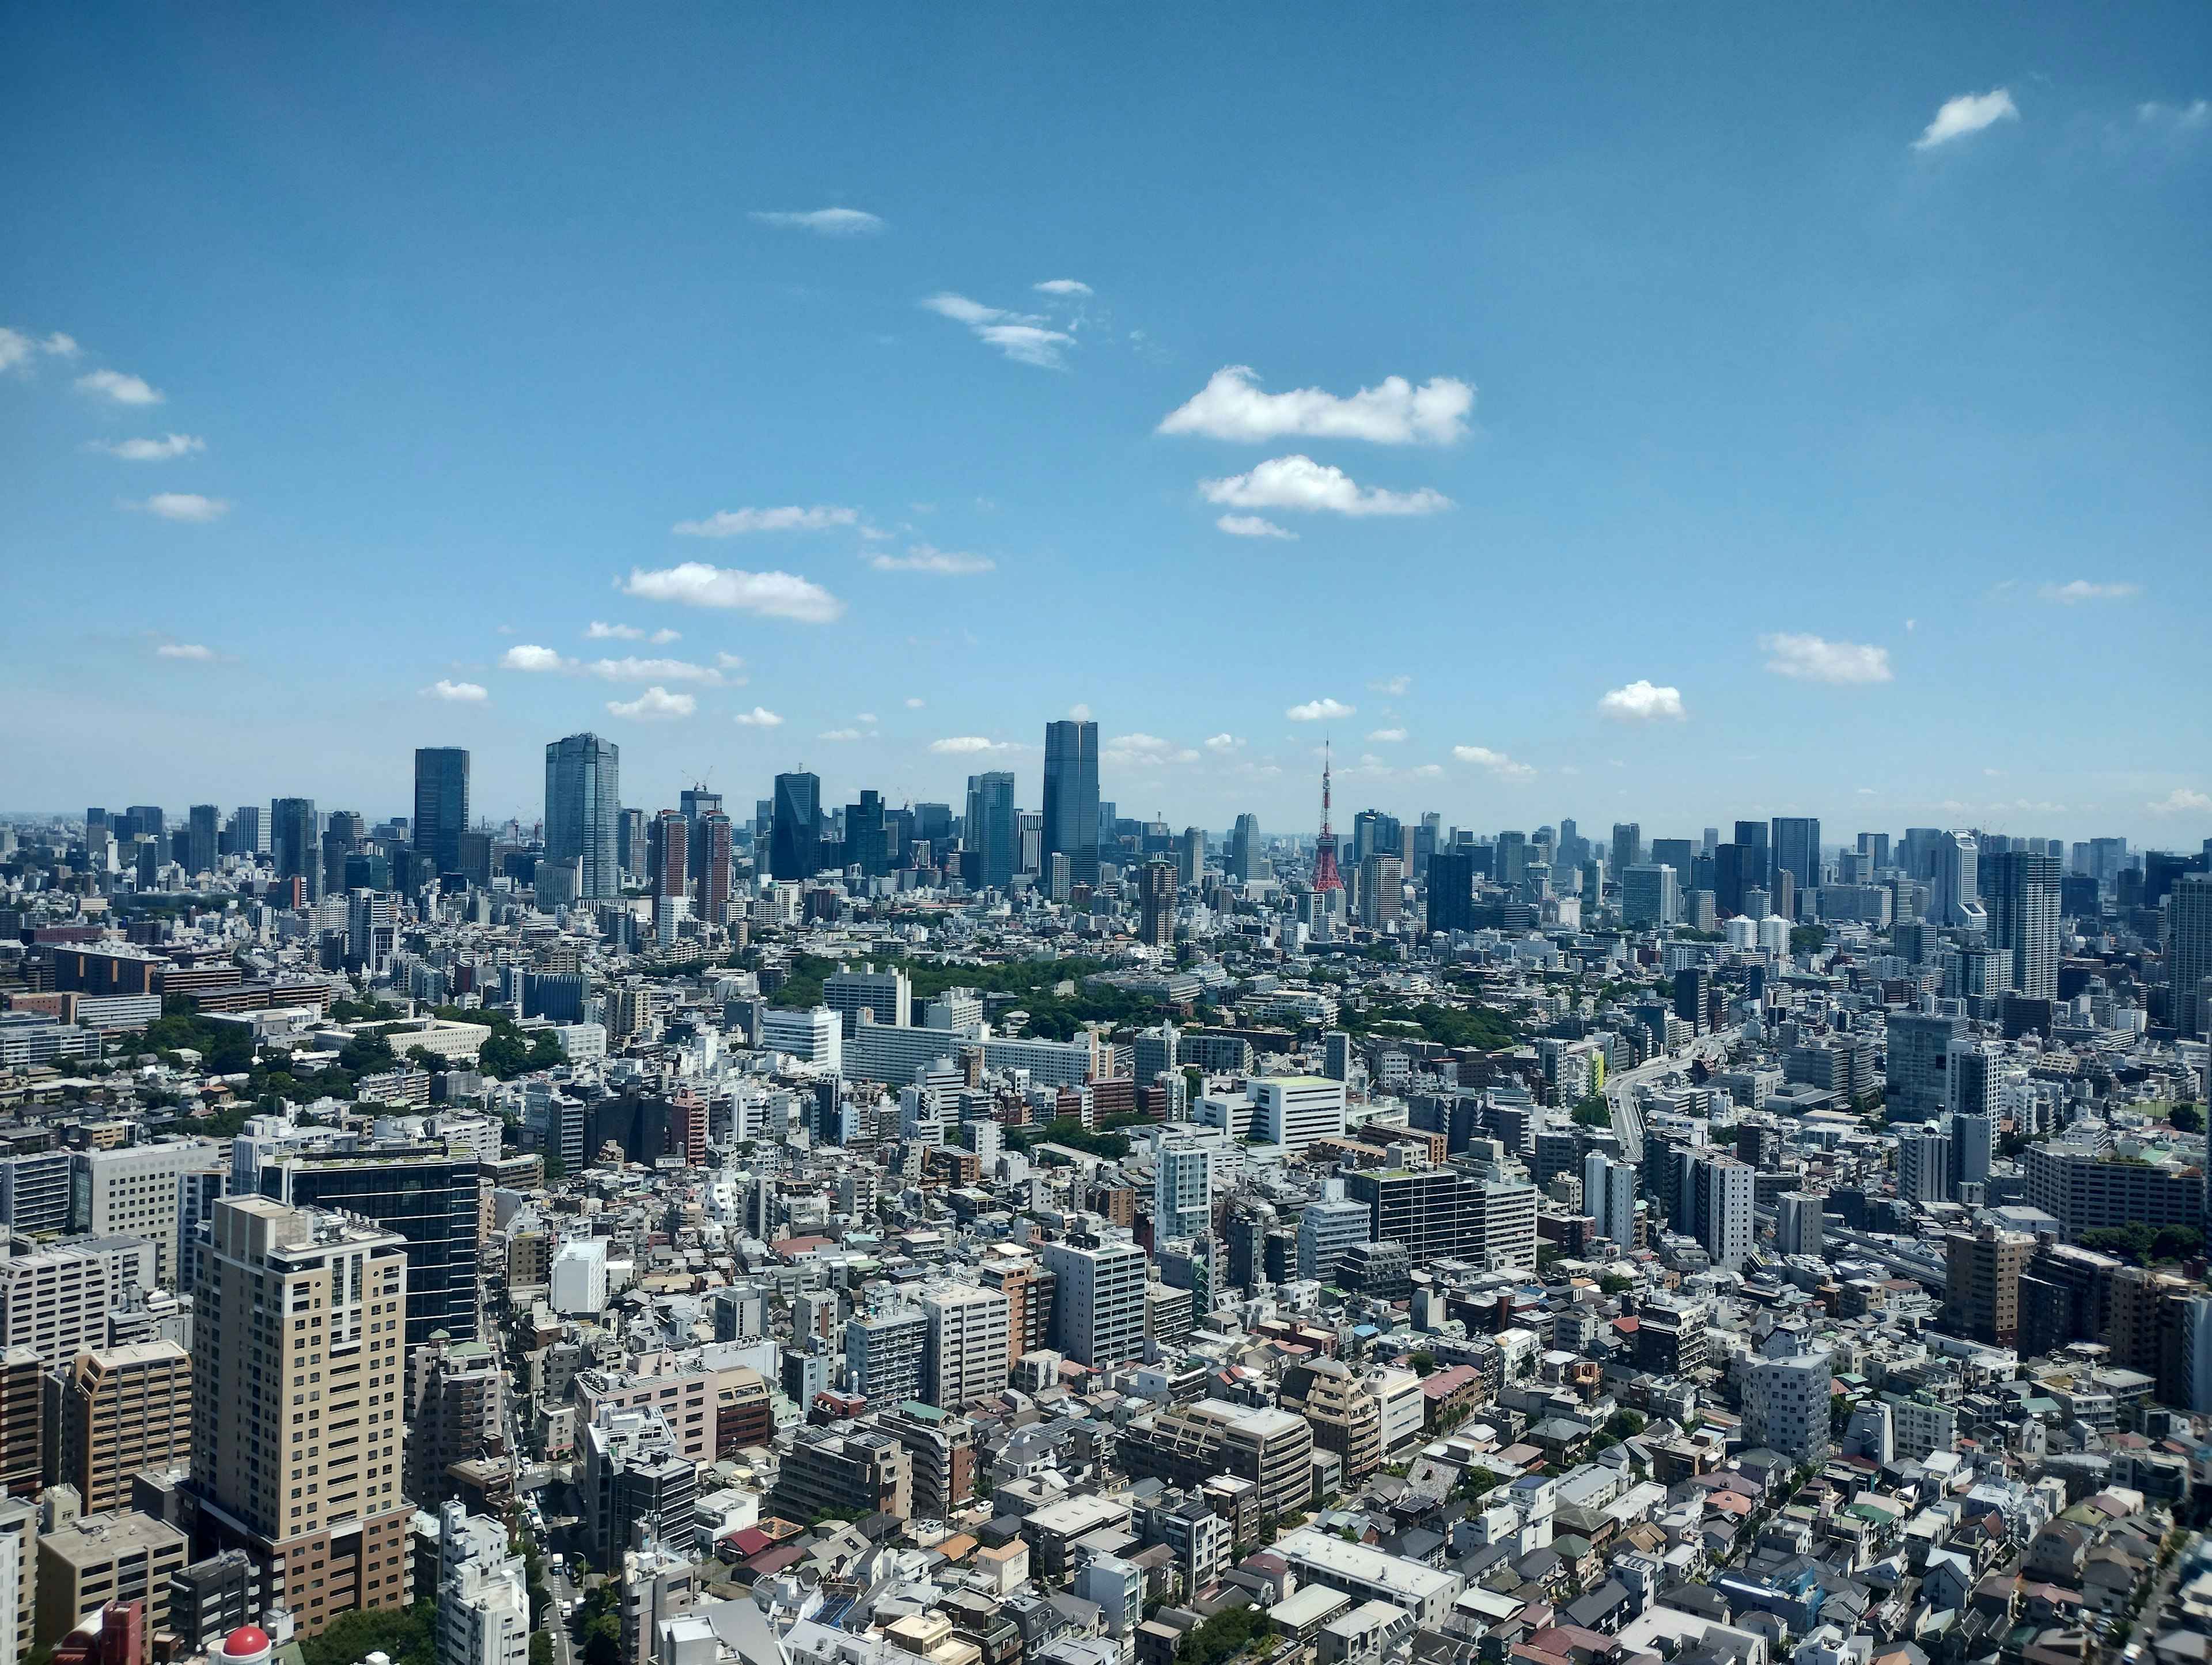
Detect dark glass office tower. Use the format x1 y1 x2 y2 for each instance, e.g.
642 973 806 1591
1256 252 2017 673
412 748 471 880
1769 817 1821 901
1042 719 1100 886
545 732 621 899
259 1147 480 1348
846 790 888 877
771 771 821 880
271 797 321 901
1732 821 1770 890
1427 851 1476 932
966 771 1017 889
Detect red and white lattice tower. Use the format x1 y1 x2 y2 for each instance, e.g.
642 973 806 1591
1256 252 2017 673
1311 741 1344 893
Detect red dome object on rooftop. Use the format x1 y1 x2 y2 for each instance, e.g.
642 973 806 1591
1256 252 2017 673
222 1628 274 1662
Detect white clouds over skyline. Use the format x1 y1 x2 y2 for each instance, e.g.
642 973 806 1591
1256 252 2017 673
75 367 162 404
2040 579 2141 604
424 679 488 702
93 433 202 461
0 328 78 372
1159 365 1474 445
929 735 1016 754
868 544 995 574
622 562 846 623
921 293 1075 368
134 492 230 522
1286 697 1355 721
673 505 862 537
1215 514 1296 539
1200 454 1451 518
1453 744 1536 784
499 644 744 685
730 706 785 727
607 687 695 720
2147 787 2212 815
1761 633 1893 685
1034 279 1092 295
1916 88 2018 149
1597 680 1687 722
750 207 883 235
156 642 218 661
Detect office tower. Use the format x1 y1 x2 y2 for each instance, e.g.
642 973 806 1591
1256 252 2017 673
0 1153 73 1239
1041 719 1101 888
1179 826 1205 888
965 772 1017 890
406 1336 506 1508
843 1306 927 1405
319 810 365 899
770 771 821 881
846 790 888 877
1896 1124 1952 1204
1931 832 1982 928
0 1252 111 1364
1949 1110 1996 1190
1139 860 1178 947
919 1283 1010 1411
1228 813 1266 883
226 805 264 858
1988 849 2062 1002
1673 966 1710 1034
1296 1192 1372 1284
73 1144 200 1285
677 782 723 889
1427 850 1475 934
1156 1135 1214 1243
435 1501 530 1665
1650 838 1695 882
648 809 688 942
579 1406 699 1563
0 1347 35 1497
1775 1191 1824 1258
1943 1227 2033 1348
1582 1152 1637 1250
824 964 911 1037
1039 1232 1145 1367
1674 1150 1754 1270
57 1342 192 1515
543 733 620 900
619 806 649 878
191 1196 413 1634
1770 817 1821 903
1357 854 1402 928
412 748 470 881
184 806 219 878
1610 823 1642 875
258 1147 480 1347
270 798 320 902
695 810 733 924
124 805 165 844
1493 829 1527 888
2171 874 2212 1040
1887 1010 1961 1121
1622 864 1679 927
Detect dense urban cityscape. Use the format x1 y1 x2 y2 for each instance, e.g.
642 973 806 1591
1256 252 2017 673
0 717 2209 1665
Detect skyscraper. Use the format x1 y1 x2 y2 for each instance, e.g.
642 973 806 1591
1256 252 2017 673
544 733 621 900
1934 831 1984 929
1042 719 1100 887
1770 817 1821 906
1732 820 1770 890
1427 850 1475 934
229 805 264 857
270 798 320 901
187 805 220 878
2170 873 2212 1041
258 1147 481 1347
649 809 688 943
1988 849 2062 1002
1139 860 1179 947
965 772 1017 890
770 771 821 881
1610 823 1642 875
847 789 888 877
696 810 733 924
1228 813 1266 883
412 748 471 881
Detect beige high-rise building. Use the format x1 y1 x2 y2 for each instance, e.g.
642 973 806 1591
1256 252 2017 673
58 1341 192 1516
0 1495 34 1665
191 1196 414 1636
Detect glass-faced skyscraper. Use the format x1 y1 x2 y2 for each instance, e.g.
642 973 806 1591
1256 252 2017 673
771 771 821 881
966 771 1017 890
1042 719 1100 887
545 733 621 900
271 797 320 900
412 747 471 881
1988 849 2062 1002
1770 817 1822 903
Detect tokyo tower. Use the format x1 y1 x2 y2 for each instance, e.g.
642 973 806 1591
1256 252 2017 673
1311 741 1344 893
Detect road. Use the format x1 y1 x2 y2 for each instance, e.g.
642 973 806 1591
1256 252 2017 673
1605 1026 1740 1163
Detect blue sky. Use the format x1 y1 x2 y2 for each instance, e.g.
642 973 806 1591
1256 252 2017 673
3 7 2207 845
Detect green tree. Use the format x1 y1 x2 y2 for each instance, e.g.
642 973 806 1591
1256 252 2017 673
531 1634 555 1665
2172 1103 2205 1134
1408 1352 1437 1377
1175 1605 1272 1665
1570 1095 1611 1128
478 1030 531 1079
1790 924 1827 954
300 1603 438 1665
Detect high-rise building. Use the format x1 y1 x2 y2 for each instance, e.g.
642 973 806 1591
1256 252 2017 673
1933 832 1984 930
648 809 688 943
695 810 733 925
1155 1135 1215 1243
1610 823 1642 876
843 1306 927 1406
1357 854 1402 929
1426 850 1475 935
435 1501 530 1665
270 798 320 902
412 749 470 882
770 771 821 882
1886 1010 1960 1121
1039 1232 1145 1367
1622 864 1679 927
57 1342 192 1515
185 806 219 878
1988 849 2062 1002
1582 1152 1637 1250
257 1146 480 1347
1228 814 1266 883
72 1143 204 1285
0 1152 73 1239
578 1406 698 1563
1740 1336 1830 1463
1041 720 1100 888
1138 860 1178 947
2171 873 2212 1041
190 1196 414 1633
965 772 1017 891
1770 817 1821 905
544 733 621 900
1896 1124 1953 1204
1775 1191 1824 1258
1943 1226 2033 1348
228 805 264 858
1675 1150 1754 1270
406 1336 506 1509
918 1283 1010 1411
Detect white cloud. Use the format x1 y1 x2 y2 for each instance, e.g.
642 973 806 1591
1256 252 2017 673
1366 674 1412 695
817 727 870 741
622 562 846 623
929 735 1009 754
2039 579 2140 604
0 328 78 372
1760 633 1893 685
1105 733 1199 767
75 368 162 404
673 505 862 537
921 293 1074 369
2148 788 2212 816
1366 727 1407 742
1158 365 1474 445
1067 703 1093 720
424 679 488 703
1286 697 1355 722
1034 279 1092 295
1915 88 2018 149
501 644 569 673
868 543 995 574
1596 680 1688 722
1203 734 1244 754
585 621 643 639
904 697 926 708
730 706 785 727
607 687 695 721
499 643 738 685
1453 744 1536 785
134 492 230 522
156 643 218 661
749 208 884 236
1199 454 1451 517
855 712 877 723
2139 99 2210 131
1215 514 1297 539
93 433 203 461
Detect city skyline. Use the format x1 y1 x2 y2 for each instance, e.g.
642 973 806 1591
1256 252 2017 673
3 9 2207 840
